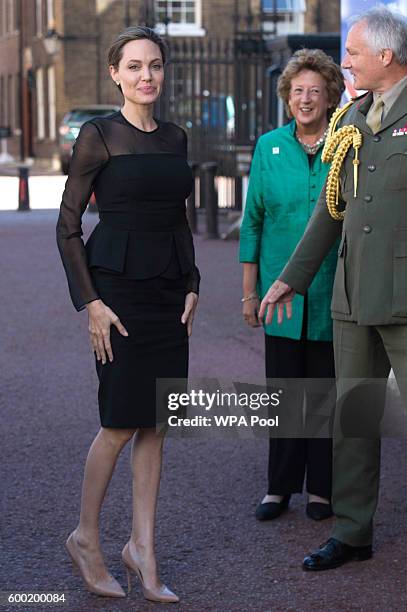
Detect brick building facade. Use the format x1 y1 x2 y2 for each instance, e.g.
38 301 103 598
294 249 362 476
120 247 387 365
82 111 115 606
0 0 340 163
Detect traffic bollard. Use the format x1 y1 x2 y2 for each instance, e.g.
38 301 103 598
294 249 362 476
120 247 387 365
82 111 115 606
200 162 219 239
18 166 30 211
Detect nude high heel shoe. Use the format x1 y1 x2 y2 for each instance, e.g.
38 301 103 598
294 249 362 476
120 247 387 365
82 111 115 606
122 542 179 603
66 532 126 598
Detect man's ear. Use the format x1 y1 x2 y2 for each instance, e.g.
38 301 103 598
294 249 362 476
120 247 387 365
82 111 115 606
381 48 393 67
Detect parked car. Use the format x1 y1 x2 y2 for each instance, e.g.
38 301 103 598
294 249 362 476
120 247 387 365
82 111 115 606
202 94 235 135
182 94 235 136
59 105 120 174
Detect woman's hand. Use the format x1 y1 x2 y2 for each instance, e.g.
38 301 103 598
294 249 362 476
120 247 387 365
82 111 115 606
243 296 261 327
87 299 128 364
181 292 198 337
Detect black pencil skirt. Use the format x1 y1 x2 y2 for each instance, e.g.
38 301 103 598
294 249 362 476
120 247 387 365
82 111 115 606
91 268 189 429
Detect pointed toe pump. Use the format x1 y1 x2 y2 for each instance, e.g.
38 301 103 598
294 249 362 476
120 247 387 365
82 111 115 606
122 542 179 604
66 532 126 598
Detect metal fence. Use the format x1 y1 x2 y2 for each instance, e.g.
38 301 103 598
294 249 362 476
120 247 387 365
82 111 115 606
155 18 339 211
156 34 280 209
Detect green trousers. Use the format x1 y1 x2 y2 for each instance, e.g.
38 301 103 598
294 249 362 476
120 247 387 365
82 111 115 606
332 320 407 546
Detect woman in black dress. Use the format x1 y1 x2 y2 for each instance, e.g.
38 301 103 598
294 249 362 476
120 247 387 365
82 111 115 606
57 27 199 603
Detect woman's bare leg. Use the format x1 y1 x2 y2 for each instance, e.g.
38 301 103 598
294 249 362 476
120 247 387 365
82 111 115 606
127 427 165 588
69 427 136 583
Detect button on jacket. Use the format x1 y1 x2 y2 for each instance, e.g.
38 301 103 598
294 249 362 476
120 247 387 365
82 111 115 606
280 84 407 326
239 120 338 341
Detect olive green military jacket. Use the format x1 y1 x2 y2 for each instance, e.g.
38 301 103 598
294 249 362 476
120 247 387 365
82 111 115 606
280 83 407 326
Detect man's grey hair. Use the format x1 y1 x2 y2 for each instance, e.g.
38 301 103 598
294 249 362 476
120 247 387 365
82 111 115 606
350 5 407 65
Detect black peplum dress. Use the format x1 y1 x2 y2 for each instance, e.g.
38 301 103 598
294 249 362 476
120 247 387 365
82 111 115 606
56 111 200 429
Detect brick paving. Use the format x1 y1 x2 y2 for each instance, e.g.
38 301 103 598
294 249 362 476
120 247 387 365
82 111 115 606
1 209 407 611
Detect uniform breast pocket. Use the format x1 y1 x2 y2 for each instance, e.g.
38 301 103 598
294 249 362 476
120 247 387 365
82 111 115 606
384 143 407 191
392 232 407 317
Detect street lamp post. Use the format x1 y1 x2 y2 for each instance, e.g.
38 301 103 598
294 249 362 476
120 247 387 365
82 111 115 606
43 26 61 55
18 0 23 161
43 24 100 102
17 0 32 162
44 25 97 54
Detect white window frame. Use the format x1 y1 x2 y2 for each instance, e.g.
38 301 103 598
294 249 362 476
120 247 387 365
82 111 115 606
47 65 56 140
36 68 45 140
262 0 305 12
46 0 54 27
36 0 43 37
262 0 305 34
155 0 205 37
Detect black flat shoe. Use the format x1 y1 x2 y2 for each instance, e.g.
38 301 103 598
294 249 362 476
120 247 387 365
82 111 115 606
255 495 290 521
306 502 333 521
303 537 372 571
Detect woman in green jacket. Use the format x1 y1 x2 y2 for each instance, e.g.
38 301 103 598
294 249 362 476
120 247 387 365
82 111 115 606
240 50 345 521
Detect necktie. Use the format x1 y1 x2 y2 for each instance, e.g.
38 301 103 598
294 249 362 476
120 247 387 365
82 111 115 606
366 98 384 134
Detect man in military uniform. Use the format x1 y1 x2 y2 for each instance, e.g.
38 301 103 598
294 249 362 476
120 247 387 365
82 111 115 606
259 7 407 570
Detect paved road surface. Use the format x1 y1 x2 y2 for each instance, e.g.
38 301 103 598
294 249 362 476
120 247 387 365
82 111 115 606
1 210 407 611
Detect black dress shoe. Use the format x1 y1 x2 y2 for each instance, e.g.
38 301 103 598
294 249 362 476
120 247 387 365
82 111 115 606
303 537 372 571
255 495 290 521
306 502 333 521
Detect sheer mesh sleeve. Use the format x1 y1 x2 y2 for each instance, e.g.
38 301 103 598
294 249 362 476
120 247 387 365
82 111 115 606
186 266 200 294
56 121 109 311
182 128 200 295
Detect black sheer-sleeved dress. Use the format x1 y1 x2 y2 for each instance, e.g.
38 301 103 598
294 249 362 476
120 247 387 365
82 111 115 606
56 111 200 428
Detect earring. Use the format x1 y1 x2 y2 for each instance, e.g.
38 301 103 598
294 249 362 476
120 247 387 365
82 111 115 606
116 81 120 86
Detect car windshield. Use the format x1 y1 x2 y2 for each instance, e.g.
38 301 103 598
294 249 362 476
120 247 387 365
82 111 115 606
68 109 115 122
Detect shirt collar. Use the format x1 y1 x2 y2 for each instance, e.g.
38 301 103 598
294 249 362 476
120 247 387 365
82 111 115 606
373 73 407 114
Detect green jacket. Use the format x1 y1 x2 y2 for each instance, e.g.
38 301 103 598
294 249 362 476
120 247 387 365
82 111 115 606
280 85 407 326
239 120 338 340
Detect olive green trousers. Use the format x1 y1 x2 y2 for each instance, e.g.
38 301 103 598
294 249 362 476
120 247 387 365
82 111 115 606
331 320 407 546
